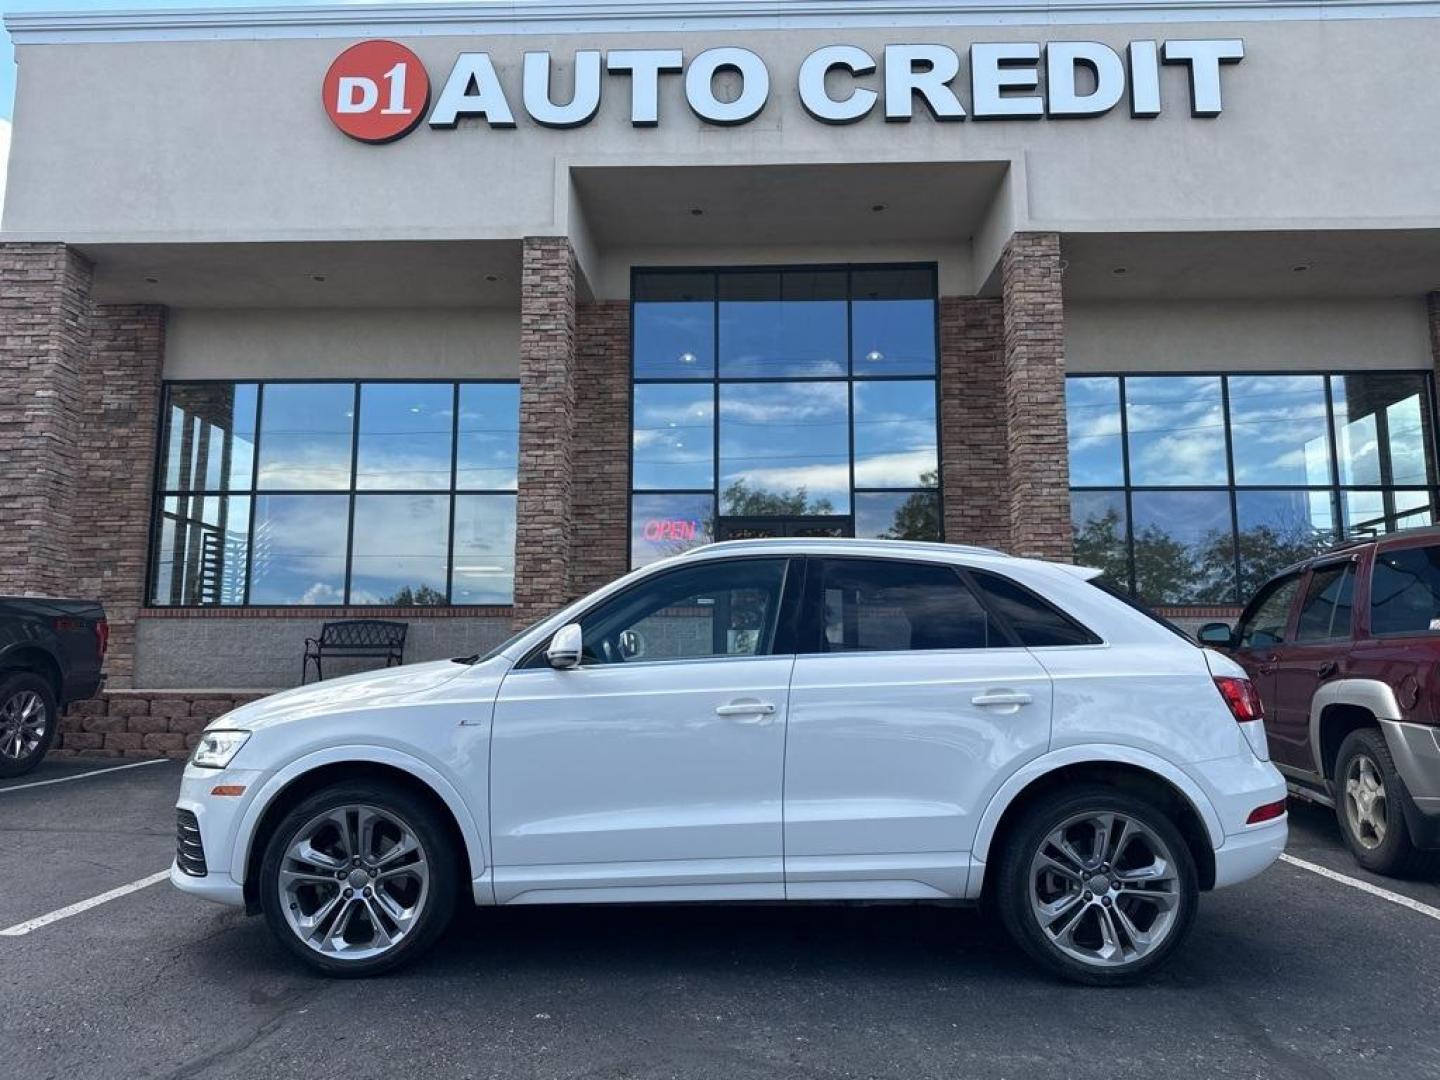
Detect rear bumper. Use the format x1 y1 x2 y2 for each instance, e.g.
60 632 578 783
1212 818 1287 888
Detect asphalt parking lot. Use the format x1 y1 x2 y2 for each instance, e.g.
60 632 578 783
1 758 1438 1080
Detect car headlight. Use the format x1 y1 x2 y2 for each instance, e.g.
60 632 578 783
190 729 251 769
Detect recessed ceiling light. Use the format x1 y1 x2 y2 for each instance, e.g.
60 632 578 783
1111 267 1128 276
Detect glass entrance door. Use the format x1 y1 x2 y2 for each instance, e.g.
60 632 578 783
717 516 853 541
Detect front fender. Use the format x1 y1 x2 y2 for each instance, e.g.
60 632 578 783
967 744 1226 896
228 744 489 899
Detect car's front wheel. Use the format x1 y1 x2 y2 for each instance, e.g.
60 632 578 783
995 785 1199 986
259 780 458 977
0 672 59 778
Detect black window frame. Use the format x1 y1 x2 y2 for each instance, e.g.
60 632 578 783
146 377 520 609
1068 369 1440 606
628 263 944 568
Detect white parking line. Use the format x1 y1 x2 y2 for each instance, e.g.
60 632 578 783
0 869 171 937
0 758 168 794
1280 853 1440 922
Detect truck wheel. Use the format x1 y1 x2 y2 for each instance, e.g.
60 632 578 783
259 780 458 977
1334 728 1435 877
995 784 1199 986
0 672 58 778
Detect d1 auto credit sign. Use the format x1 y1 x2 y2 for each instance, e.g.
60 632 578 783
323 40 430 143
323 37 1246 143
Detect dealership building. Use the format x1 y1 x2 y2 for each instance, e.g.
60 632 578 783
4 0 1440 711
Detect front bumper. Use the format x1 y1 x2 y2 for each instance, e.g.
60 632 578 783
169 764 264 908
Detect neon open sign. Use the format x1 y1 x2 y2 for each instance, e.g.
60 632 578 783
643 518 701 542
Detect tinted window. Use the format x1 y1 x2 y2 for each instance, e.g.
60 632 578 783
1235 573 1302 649
814 559 997 652
1370 545 1440 636
575 558 788 665
1295 563 1355 643
969 571 1099 647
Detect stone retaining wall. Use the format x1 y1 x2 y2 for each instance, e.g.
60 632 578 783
53 689 274 760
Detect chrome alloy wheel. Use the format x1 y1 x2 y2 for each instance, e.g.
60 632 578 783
278 804 431 962
1344 753 1389 850
1028 811 1182 969
0 690 47 762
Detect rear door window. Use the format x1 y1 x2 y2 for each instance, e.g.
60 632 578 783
811 558 1001 652
1295 563 1356 643
1370 545 1440 636
1235 572 1302 649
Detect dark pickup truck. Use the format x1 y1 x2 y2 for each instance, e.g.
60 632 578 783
0 597 106 777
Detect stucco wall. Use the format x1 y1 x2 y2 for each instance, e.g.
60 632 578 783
1066 297 1433 373
8 14 1440 253
163 307 520 379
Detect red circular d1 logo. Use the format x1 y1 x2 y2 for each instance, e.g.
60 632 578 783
323 40 430 144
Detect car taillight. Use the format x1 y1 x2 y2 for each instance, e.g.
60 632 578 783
1246 799 1287 824
1214 675 1263 723
96 618 109 661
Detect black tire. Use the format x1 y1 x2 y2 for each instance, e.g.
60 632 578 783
0 672 59 779
1333 728 1436 878
995 784 1200 986
259 780 458 977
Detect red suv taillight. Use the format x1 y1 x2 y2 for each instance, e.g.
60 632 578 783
96 618 109 661
1214 675 1263 723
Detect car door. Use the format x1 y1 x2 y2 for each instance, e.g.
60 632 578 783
488 556 798 904
1228 570 1305 723
1269 558 1358 771
783 556 1053 899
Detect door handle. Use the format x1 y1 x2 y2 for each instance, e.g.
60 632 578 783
1316 661 1337 679
715 701 777 718
1258 654 1279 675
971 690 1034 708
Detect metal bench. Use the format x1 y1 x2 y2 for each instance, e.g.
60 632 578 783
301 620 408 684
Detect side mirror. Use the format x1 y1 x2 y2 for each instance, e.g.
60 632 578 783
1196 622 1234 648
546 623 583 669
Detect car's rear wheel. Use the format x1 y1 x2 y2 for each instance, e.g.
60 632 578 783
259 780 458 977
1334 728 1434 877
0 672 58 778
995 785 1199 986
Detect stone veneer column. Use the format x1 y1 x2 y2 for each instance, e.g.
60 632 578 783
938 297 1010 550
0 245 165 688
72 305 166 687
0 244 93 596
512 236 579 627
1000 232 1073 561
571 301 632 597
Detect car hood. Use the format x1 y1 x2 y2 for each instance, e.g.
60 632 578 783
214 659 479 732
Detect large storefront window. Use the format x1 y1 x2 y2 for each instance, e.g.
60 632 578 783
630 265 941 567
1068 372 1438 605
149 380 519 607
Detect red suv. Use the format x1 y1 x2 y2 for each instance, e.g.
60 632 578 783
1200 529 1440 876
